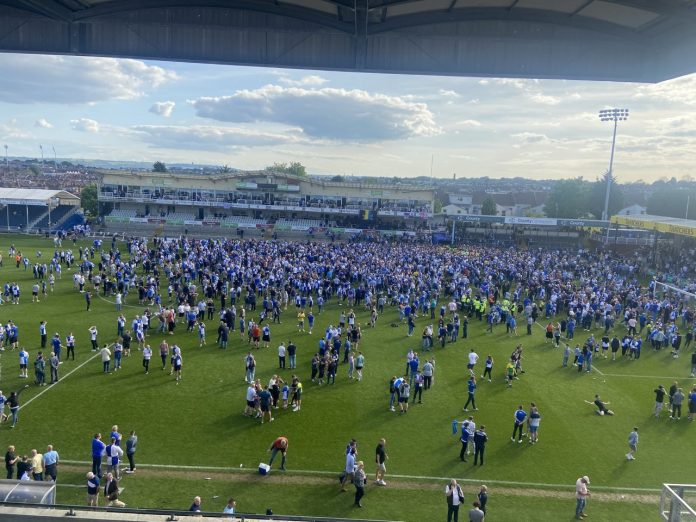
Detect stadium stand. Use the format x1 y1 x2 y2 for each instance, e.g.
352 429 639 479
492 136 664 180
163 211 196 222
108 209 138 219
222 216 268 228
0 188 82 231
274 218 325 230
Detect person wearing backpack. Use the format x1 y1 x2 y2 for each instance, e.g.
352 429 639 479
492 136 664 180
446 479 464 522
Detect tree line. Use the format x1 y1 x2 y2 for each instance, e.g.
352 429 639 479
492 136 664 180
544 175 696 220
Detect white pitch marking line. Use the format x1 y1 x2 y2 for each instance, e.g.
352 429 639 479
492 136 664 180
20 350 103 411
96 293 142 309
59 460 660 492
55 484 126 493
600 373 695 380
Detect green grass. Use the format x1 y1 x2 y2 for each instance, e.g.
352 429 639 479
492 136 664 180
0 234 691 521
51 469 657 521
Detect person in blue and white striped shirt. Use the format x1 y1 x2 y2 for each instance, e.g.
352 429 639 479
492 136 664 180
104 438 123 480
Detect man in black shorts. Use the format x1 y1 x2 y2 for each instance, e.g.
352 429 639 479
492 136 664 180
374 438 387 486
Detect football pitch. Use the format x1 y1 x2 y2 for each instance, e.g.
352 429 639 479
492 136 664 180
0 234 691 521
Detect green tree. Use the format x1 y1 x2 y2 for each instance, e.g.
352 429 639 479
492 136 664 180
544 177 591 218
287 161 307 177
481 196 497 215
264 162 307 177
433 198 443 213
647 186 696 219
265 162 286 173
587 172 625 219
152 161 167 173
28 164 41 176
330 175 345 183
219 164 232 173
80 184 98 216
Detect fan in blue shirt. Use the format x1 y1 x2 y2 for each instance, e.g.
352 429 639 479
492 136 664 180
512 406 527 443
91 434 106 477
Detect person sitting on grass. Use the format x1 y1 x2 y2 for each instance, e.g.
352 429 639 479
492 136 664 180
586 395 614 416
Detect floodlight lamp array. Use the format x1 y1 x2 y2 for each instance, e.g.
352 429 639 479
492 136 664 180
598 108 629 122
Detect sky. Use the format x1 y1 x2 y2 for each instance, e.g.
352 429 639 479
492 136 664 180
0 52 695 182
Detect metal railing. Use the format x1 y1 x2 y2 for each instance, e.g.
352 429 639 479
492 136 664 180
590 232 655 246
661 484 696 521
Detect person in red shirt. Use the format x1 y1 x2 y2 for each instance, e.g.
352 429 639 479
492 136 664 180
267 436 288 470
251 324 261 349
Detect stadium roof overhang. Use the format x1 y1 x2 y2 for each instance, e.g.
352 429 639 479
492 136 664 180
0 188 80 206
0 0 695 82
612 214 696 238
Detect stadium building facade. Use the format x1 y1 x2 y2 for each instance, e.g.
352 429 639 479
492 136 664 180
98 170 434 236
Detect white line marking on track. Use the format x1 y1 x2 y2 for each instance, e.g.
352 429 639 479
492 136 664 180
59 460 660 492
20 350 103 411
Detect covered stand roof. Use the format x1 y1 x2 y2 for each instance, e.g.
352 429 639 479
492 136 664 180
0 0 695 82
0 188 80 206
612 213 696 238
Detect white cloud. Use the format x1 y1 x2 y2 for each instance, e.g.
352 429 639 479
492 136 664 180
528 93 561 106
0 120 30 140
189 84 440 141
132 124 305 151
35 118 53 128
635 73 696 105
478 79 489 86
149 101 176 117
0 54 178 104
439 89 460 99
511 132 556 145
565 111 598 122
530 120 561 128
495 78 530 89
380 153 413 165
455 119 482 128
70 118 100 133
279 75 328 87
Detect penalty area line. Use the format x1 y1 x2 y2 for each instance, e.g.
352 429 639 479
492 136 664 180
20 350 103 411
